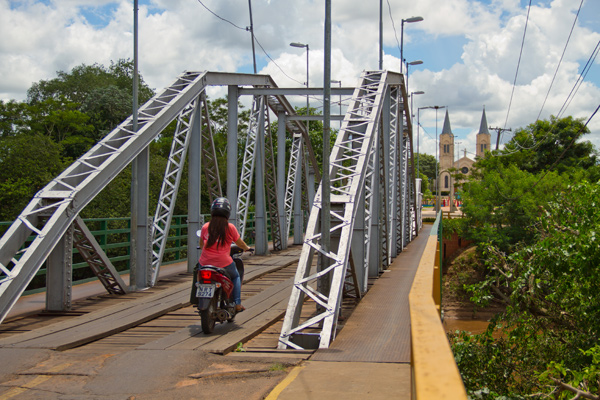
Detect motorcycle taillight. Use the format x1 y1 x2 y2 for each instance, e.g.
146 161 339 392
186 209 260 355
200 270 212 280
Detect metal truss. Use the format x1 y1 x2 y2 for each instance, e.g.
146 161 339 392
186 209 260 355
278 71 390 350
73 217 128 294
263 108 283 251
284 133 302 238
236 96 262 238
378 122 390 269
388 87 401 258
200 96 223 202
150 96 200 286
0 71 210 324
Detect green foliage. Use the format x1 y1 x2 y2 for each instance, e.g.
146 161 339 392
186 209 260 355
416 152 438 182
502 116 596 175
448 115 600 399
0 135 64 220
452 182 600 399
458 160 574 251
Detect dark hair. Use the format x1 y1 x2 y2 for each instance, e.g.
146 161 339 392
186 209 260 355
206 215 229 248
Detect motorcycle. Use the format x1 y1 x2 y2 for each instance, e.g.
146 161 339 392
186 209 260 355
190 244 252 334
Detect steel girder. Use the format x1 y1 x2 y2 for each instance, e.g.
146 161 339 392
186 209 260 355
73 217 128 294
236 96 261 240
200 96 223 203
0 71 211 324
388 87 401 258
284 134 302 238
149 95 201 286
263 109 283 251
278 71 392 350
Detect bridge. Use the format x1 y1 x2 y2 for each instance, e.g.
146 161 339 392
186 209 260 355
0 70 467 398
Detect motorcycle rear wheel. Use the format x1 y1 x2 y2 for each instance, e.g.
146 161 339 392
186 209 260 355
200 296 217 334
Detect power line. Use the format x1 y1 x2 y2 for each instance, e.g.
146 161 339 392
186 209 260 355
386 0 402 61
195 0 246 31
536 0 584 121
194 0 304 87
503 0 532 130
496 102 600 202
557 38 600 118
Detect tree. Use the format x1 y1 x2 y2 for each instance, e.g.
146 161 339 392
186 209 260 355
456 116 598 252
496 116 596 175
452 181 600 399
415 153 438 182
0 135 64 220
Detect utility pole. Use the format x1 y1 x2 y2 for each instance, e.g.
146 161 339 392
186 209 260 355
248 0 257 74
489 126 512 150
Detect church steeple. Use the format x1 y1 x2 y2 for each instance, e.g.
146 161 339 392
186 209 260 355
441 109 453 136
439 110 454 171
476 107 491 158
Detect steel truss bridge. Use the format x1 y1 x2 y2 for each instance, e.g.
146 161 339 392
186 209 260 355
0 70 422 349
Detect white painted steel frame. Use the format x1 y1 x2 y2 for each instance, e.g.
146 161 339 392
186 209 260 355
284 134 302 238
150 96 200 286
0 71 210 324
278 71 390 350
236 95 262 239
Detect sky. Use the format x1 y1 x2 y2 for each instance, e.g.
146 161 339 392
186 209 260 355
1 0 599 159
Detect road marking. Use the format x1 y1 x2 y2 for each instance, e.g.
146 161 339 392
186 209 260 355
264 364 305 400
0 363 72 400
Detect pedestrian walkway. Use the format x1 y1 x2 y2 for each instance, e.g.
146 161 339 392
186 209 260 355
266 224 433 399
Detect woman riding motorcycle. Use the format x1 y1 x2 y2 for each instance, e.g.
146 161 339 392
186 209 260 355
198 197 252 312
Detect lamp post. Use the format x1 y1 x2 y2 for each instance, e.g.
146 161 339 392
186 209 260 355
410 91 424 133
406 60 423 91
400 16 424 73
421 105 446 212
290 42 310 133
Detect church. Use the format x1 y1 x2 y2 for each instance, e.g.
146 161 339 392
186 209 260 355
438 108 491 193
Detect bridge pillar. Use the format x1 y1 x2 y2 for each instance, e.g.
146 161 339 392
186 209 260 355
369 128 382 278
130 148 150 290
254 98 268 255
46 224 73 311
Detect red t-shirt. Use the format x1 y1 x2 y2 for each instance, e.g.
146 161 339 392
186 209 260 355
198 222 240 268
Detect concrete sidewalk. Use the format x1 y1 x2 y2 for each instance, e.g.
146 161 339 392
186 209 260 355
266 225 433 399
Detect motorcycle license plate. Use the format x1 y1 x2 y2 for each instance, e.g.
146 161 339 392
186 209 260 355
196 284 215 298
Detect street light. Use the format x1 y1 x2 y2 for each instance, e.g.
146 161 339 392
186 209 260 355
290 42 310 132
421 105 446 212
406 60 423 91
410 91 424 131
401 16 424 73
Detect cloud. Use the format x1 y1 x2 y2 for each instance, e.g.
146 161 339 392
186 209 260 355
0 0 598 153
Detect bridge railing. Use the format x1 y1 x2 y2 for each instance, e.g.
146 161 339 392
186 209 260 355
409 211 468 399
0 212 294 295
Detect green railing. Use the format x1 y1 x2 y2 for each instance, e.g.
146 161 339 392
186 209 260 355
0 212 298 294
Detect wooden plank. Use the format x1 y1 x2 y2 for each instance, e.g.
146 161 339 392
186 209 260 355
0 251 300 350
138 274 296 351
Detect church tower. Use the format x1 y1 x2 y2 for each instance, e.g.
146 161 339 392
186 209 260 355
476 108 491 158
439 110 454 170
438 110 454 192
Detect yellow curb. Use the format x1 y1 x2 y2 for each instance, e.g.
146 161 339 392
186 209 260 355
264 364 306 400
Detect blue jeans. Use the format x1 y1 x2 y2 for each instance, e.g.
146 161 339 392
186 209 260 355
223 261 241 305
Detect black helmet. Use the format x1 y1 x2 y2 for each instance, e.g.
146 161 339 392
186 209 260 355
210 197 231 219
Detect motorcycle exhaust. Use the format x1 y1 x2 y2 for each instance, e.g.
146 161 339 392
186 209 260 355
216 309 231 321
